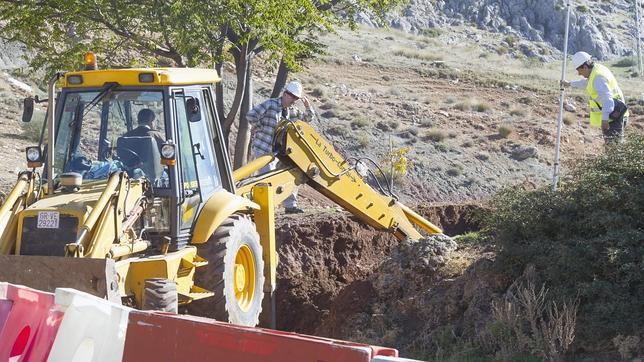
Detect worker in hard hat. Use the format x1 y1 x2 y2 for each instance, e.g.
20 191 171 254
561 51 628 144
247 81 316 214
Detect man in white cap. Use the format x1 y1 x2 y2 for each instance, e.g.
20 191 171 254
247 81 316 214
561 51 628 144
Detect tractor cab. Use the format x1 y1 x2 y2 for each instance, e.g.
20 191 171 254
24 60 235 251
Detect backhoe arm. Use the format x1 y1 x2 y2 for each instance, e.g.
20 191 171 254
234 120 442 241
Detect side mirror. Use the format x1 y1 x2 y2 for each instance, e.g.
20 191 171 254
22 97 34 123
186 98 201 123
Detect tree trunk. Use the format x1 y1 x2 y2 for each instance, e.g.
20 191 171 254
223 46 249 140
233 55 253 169
271 58 290 98
214 40 227 137
214 60 227 140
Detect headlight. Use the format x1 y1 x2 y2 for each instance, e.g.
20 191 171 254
160 142 176 166
26 147 41 162
161 144 176 159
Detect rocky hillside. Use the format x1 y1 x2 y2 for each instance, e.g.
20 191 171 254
361 0 639 60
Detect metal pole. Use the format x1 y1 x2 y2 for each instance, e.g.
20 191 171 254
47 73 62 196
552 0 572 191
636 0 643 76
389 136 394 190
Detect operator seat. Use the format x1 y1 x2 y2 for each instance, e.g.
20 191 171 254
116 136 162 180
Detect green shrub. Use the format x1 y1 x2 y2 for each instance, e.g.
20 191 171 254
326 124 350 136
483 136 644 348
351 117 370 129
454 231 489 245
434 143 448 152
504 35 518 47
420 28 442 38
310 87 326 98
576 4 589 13
446 166 462 177
614 58 636 68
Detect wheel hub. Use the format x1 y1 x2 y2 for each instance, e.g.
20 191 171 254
234 264 246 293
234 244 256 311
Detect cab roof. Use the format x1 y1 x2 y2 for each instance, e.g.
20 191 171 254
62 68 221 88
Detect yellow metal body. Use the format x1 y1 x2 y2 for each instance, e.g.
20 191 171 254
13 174 145 259
114 246 212 307
236 120 442 241
251 184 277 291
62 68 221 88
232 155 275 182
191 190 259 244
0 173 36 255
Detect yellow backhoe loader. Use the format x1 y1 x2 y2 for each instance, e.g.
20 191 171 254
0 53 442 327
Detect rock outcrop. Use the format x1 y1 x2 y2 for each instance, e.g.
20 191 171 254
360 0 635 59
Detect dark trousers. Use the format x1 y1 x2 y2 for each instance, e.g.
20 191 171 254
602 116 627 144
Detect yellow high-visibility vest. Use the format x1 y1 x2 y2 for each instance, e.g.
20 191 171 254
586 64 626 128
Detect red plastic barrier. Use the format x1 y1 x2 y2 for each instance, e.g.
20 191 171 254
123 312 398 362
0 283 63 362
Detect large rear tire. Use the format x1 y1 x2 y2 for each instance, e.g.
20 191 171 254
189 215 265 326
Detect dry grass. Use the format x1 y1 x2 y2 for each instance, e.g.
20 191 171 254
391 47 442 62
509 108 526 117
356 132 370 148
474 101 491 112
424 128 447 142
480 280 579 362
453 101 471 111
498 124 514 138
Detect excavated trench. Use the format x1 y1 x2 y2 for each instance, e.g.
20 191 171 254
274 202 484 336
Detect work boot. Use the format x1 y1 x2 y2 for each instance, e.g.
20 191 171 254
284 206 304 214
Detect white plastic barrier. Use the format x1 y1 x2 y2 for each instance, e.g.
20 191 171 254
47 288 131 362
372 356 424 362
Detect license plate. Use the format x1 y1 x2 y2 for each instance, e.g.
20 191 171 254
37 211 60 229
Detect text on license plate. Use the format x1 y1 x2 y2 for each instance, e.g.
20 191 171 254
37 211 60 229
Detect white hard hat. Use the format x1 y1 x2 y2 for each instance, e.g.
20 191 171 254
572 51 592 69
284 81 303 98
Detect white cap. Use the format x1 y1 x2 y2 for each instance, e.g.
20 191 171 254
572 51 592 69
284 81 303 98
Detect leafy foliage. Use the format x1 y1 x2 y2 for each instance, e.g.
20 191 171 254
381 146 411 181
483 136 644 348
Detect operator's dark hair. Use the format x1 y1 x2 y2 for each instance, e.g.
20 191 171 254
582 59 595 69
137 109 156 124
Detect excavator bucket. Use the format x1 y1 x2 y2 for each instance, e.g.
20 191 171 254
0 255 120 303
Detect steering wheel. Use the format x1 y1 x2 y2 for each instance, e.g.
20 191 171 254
115 146 142 167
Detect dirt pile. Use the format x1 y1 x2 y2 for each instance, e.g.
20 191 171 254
274 204 502 359
274 211 400 333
